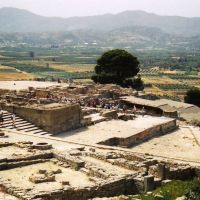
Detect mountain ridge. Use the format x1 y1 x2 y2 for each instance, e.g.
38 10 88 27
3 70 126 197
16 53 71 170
0 7 200 36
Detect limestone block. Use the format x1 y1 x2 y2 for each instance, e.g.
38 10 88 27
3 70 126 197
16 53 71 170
81 116 92 126
101 110 118 119
29 173 55 184
62 181 70 186
176 196 186 200
0 130 5 137
161 179 172 185
144 175 155 192
52 169 62 174
89 148 96 152
38 169 47 174
157 164 166 180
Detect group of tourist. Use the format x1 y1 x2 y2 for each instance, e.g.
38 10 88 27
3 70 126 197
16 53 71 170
55 96 146 116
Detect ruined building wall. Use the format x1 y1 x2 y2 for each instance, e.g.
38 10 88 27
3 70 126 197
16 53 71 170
99 119 177 147
2 103 82 134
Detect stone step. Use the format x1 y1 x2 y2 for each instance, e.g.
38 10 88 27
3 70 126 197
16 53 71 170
40 132 52 136
1 125 12 129
32 130 52 136
23 127 40 132
32 130 48 134
1 112 11 116
17 125 37 131
3 118 23 123
2 122 28 128
1 113 11 116
1 115 10 119
3 116 21 121
3 118 21 123
31 129 47 134
3 126 17 129
33 132 48 136
1 110 51 137
14 123 34 128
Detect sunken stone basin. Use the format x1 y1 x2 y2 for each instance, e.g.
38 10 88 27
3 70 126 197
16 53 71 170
33 142 52 150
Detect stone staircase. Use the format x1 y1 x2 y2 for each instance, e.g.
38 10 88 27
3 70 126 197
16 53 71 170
1 111 53 136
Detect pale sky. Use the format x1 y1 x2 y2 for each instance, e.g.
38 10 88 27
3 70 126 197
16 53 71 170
0 0 199 18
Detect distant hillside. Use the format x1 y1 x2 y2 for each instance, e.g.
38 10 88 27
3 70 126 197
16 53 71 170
0 7 200 36
0 27 199 51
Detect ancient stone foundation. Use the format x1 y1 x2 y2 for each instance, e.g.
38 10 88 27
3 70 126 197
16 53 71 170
1 103 82 134
99 119 177 147
0 141 199 200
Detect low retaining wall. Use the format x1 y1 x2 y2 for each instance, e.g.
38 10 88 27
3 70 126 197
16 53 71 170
149 163 196 181
99 119 177 147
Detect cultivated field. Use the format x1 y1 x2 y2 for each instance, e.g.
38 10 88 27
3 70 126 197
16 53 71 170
0 73 34 81
0 47 199 101
0 65 34 80
141 68 200 101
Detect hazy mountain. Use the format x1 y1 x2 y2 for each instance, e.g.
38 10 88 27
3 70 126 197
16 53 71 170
0 7 200 36
1 27 199 51
0 7 200 50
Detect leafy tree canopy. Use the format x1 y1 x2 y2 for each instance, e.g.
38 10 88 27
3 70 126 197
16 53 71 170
92 49 140 85
184 88 200 107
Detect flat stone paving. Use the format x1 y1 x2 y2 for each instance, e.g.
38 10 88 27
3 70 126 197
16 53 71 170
0 161 94 193
0 146 32 160
2 125 200 164
131 126 200 162
0 81 66 90
0 192 19 200
57 116 173 144
1 129 80 151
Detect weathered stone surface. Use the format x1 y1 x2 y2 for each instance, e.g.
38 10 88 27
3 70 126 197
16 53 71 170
29 173 55 184
161 179 172 185
2 103 82 134
101 110 118 119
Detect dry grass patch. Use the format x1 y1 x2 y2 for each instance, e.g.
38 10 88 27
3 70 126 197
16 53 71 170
0 72 34 81
0 65 16 69
50 64 94 72
144 85 176 97
143 76 179 84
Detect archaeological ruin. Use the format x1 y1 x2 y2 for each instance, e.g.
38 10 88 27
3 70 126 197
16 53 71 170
0 80 200 200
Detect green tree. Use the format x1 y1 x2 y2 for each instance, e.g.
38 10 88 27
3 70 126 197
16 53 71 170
29 51 35 60
92 49 140 86
133 74 144 91
184 88 200 107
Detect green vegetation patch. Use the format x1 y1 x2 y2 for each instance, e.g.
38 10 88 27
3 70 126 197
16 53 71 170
4 63 63 73
124 179 200 200
155 83 195 91
36 71 94 79
0 68 17 73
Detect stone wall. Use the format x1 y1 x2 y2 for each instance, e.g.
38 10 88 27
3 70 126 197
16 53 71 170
0 89 10 96
0 141 199 200
35 89 50 98
149 163 196 181
1 103 82 134
99 119 177 147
